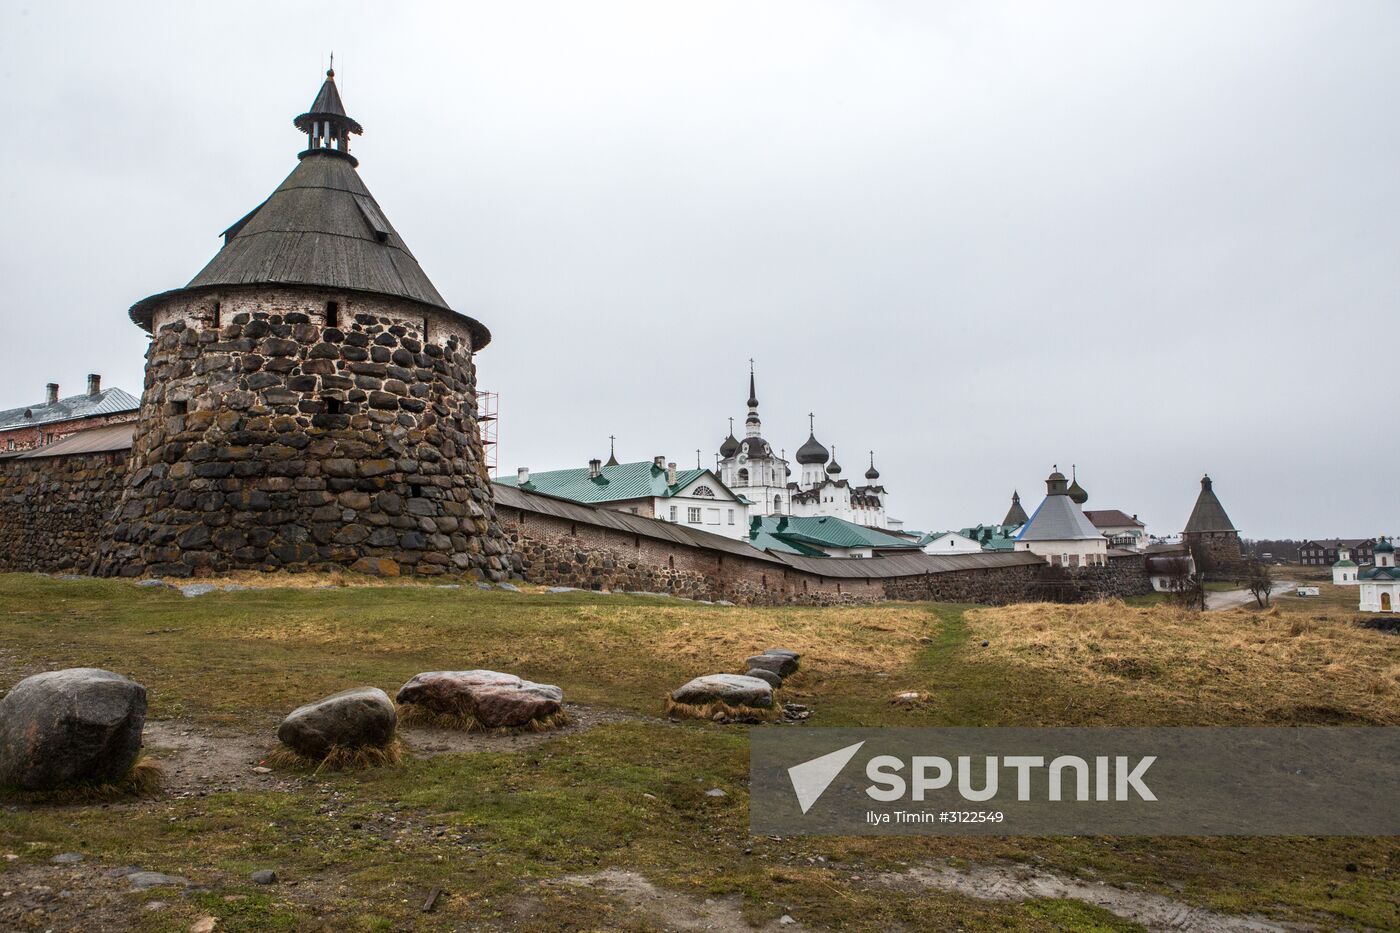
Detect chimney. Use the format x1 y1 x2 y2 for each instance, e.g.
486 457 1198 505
588 458 602 478
653 455 666 470
517 467 530 484
45 383 59 405
87 374 101 396
667 462 677 486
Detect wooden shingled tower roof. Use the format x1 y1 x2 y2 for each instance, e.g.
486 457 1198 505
1183 474 1237 533
129 68 489 349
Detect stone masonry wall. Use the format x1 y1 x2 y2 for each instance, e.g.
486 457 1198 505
97 287 508 579
499 505 887 605
0 450 131 573
1185 531 1245 579
880 562 1043 605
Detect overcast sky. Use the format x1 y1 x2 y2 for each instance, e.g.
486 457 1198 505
2 1 1396 539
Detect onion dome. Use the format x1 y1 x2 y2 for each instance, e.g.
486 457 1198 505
865 451 880 481
1067 466 1088 505
795 414 829 465
1376 537 1395 554
826 446 843 476
720 434 740 458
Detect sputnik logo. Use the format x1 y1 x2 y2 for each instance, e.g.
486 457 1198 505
787 741 864 814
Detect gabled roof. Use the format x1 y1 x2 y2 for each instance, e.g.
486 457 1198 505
1183 475 1236 534
1084 509 1145 530
0 387 139 432
1360 565 1400 581
495 461 727 505
957 523 1023 551
749 515 918 553
1301 538 1375 550
1017 494 1102 542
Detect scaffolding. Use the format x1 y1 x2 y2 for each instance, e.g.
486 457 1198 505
477 390 498 479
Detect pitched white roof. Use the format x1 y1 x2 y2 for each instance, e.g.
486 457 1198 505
1017 493 1103 542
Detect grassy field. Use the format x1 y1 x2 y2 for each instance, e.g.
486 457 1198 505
0 574 1396 931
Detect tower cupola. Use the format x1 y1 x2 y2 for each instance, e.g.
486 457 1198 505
795 413 829 465
1068 465 1088 505
1046 466 1069 495
294 63 364 166
826 446 843 476
865 451 880 481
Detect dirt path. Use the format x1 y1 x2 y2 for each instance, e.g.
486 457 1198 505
550 869 798 932
1206 582 1296 611
141 703 644 793
875 861 1298 933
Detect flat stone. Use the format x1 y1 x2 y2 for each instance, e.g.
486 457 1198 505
250 869 277 885
546 586 580 594
396 670 564 728
744 668 783 688
496 582 521 592
746 654 799 678
0 668 147 791
50 853 85 864
276 687 397 758
763 648 802 660
126 871 191 890
349 557 400 577
671 674 773 709
134 580 172 589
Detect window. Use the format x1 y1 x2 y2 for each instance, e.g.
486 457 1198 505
691 485 715 498
211 302 221 328
669 505 677 522
326 301 339 327
773 495 782 512
737 468 749 484
323 396 343 414
687 507 702 523
706 508 720 525
727 509 735 525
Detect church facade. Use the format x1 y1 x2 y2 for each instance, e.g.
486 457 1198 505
715 367 900 530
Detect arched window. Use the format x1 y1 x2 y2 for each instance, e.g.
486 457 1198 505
773 495 782 512
691 485 715 498
737 468 749 484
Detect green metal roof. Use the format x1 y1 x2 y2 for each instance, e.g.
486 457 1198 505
957 523 1023 552
749 515 919 553
496 461 721 504
747 527 829 557
1360 565 1400 581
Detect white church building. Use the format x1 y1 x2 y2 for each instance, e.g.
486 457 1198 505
1358 537 1399 613
715 365 901 530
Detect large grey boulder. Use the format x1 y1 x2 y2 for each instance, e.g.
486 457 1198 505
745 653 799 678
0 668 147 791
671 674 774 709
276 687 396 758
396 670 564 729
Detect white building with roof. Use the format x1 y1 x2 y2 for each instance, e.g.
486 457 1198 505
716 364 900 529
1358 538 1399 612
1332 542 1360 586
1014 467 1109 567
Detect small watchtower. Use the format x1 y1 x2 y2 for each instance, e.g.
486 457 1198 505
1181 474 1242 573
98 68 507 579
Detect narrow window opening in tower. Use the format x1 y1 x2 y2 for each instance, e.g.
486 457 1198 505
326 301 339 328
411 483 424 498
168 400 188 415
668 555 675 570
422 317 431 343
323 396 343 415
211 302 221 328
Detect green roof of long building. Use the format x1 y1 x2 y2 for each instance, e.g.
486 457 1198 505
495 460 717 504
749 514 919 553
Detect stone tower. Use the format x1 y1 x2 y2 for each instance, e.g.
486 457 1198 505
98 69 507 579
1181 473 1241 572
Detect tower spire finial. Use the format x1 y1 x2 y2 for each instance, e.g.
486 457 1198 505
746 359 758 409
328 51 334 76
605 434 619 467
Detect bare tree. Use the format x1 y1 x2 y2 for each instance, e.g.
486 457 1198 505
1164 556 1206 611
1240 560 1275 608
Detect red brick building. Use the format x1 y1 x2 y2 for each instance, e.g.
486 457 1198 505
0 376 139 453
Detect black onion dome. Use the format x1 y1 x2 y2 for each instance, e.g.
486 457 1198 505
1068 479 1088 505
826 447 843 475
865 452 880 480
720 434 741 458
796 432 829 465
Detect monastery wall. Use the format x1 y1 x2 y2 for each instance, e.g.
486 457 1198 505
0 449 129 573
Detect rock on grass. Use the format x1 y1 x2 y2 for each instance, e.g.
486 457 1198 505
396 670 565 729
0 668 147 791
671 674 774 709
276 687 397 758
745 653 799 678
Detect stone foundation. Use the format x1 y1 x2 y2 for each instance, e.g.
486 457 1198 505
96 287 507 579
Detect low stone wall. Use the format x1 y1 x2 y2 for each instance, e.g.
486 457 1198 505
0 450 130 573
499 504 885 605
881 562 1043 605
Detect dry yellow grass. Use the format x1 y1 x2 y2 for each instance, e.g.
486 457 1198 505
650 603 933 675
266 740 405 773
397 704 570 733
966 601 1400 724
